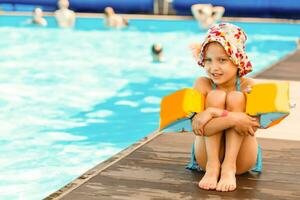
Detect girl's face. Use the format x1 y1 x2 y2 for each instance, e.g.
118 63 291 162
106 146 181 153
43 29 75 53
203 42 238 86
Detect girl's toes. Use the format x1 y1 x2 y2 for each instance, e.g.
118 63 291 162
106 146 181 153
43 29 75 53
225 184 230 192
210 183 216 189
229 184 236 191
222 184 227 192
204 183 210 190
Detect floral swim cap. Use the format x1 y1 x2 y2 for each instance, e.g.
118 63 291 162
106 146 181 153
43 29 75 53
197 23 252 77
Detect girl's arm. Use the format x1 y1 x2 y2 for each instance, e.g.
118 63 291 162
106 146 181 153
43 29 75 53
204 108 259 136
191 77 213 135
192 107 233 136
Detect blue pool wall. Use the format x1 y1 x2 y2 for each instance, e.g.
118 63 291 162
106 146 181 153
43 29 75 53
173 0 300 19
0 0 154 13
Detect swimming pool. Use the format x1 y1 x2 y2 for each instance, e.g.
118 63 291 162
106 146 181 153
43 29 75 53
0 15 299 199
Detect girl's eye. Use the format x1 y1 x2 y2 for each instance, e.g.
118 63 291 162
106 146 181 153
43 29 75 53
204 58 211 62
219 58 227 63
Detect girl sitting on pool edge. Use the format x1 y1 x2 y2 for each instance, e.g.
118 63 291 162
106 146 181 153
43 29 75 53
187 23 261 192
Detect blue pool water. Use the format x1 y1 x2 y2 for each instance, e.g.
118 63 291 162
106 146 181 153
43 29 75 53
0 15 299 199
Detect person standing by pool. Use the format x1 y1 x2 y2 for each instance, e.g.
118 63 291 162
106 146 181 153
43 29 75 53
191 4 225 30
54 0 76 28
30 7 48 26
104 7 129 28
187 23 261 192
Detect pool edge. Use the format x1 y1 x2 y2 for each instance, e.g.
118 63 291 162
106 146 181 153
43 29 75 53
1 11 300 23
45 129 162 200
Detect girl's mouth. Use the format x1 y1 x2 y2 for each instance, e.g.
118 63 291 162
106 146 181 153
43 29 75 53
211 73 223 79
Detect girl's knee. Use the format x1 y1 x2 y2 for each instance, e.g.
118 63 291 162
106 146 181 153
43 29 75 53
226 91 246 111
206 90 226 108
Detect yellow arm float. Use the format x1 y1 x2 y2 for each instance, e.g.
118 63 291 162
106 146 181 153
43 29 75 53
159 82 290 130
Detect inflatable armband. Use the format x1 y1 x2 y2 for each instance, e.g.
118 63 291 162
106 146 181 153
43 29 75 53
159 88 205 130
246 82 290 128
159 82 290 131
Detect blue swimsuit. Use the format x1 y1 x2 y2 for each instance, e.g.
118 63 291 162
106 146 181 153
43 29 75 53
186 78 262 173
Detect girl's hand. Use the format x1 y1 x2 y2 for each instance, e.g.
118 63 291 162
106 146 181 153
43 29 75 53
230 112 260 136
192 109 214 136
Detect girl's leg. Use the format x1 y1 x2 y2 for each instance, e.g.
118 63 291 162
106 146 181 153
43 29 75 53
194 90 226 190
216 91 258 192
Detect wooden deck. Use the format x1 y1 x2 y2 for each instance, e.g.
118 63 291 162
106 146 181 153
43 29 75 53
254 49 300 81
47 48 300 200
50 132 300 200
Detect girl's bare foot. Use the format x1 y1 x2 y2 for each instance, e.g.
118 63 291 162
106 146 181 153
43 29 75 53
198 162 220 190
216 165 236 192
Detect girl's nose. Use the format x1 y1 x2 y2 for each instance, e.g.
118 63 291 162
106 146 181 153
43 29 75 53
210 63 219 70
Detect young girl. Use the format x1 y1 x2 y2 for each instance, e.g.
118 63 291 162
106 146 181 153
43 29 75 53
188 23 261 192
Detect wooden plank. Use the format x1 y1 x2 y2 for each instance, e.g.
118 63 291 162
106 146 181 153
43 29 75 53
254 50 300 81
59 132 300 200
